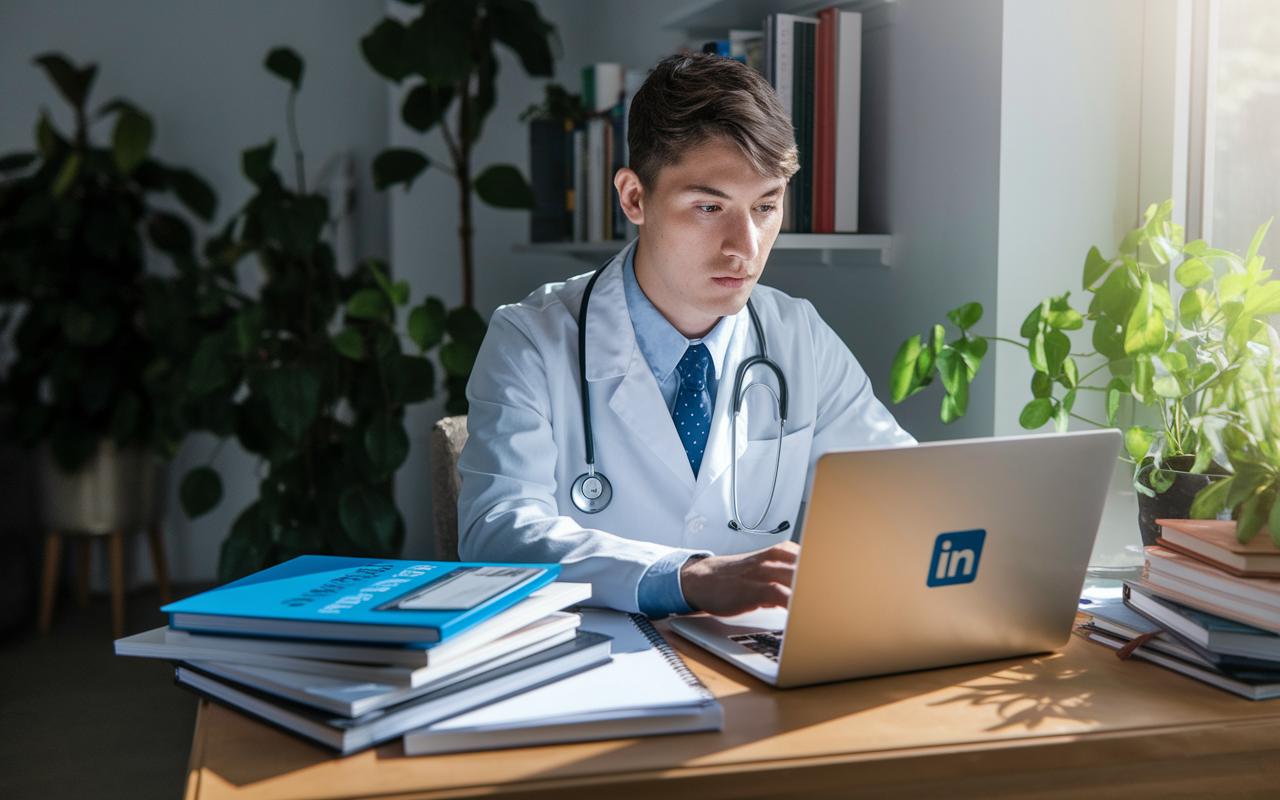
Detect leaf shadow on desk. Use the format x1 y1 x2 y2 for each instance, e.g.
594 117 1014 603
928 654 1098 732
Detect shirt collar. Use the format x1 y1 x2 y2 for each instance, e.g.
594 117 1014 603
622 245 736 383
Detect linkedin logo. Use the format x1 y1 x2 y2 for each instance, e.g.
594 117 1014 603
927 529 986 587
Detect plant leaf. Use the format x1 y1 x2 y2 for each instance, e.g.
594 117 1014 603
166 168 217 221
51 152 82 196
1031 371 1053 398
474 164 536 209
332 327 365 360
487 0 557 77
890 335 923 404
1105 377 1127 427
111 104 153 175
440 340 479 378
34 53 96 108
1083 246 1110 290
1019 398 1053 429
408 297 446 352
401 83 455 133
946 302 982 330
258 366 321 441
242 139 278 187
1190 477 1232 520
346 288 388 320
372 148 429 191
147 211 195 256
361 18 412 82
1125 426 1156 461
1124 275 1167 356
180 466 223 518
1175 257 1213 288
364 415 410 478
338 486 399 554
264 47 304 89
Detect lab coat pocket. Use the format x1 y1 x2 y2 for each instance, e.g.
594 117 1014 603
729 425 813 535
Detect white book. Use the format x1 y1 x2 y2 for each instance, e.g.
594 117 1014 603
177 632 613 755
573 128 586 242
833 11 862 232
403 609 722 755
149 582 590 668
188 622 581 717
117 612 580 688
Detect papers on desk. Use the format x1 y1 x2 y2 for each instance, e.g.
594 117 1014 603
404 609 723 755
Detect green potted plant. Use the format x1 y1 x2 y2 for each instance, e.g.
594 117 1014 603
0 53 217 534
359 0 555 413
167 48 448 581
889 201 1278 545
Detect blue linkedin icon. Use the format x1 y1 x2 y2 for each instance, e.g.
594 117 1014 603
927 529 986 587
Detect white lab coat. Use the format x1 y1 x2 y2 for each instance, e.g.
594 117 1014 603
456 242 915 612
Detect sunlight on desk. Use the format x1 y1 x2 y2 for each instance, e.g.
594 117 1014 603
186 632 1280 800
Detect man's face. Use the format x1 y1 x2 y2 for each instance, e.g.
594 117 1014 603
617 138 787 339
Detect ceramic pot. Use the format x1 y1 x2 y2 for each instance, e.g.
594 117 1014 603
36 440 165 534
1134 455 1226 547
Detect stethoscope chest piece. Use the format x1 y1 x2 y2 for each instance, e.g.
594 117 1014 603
571 470 612 514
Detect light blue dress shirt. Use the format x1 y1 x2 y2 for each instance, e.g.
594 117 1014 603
624 247 736 618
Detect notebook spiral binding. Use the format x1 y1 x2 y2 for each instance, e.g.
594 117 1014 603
627 613 716 702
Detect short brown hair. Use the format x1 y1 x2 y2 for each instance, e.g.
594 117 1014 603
628 53 799 188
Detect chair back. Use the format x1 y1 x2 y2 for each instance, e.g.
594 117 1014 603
429 415 469 561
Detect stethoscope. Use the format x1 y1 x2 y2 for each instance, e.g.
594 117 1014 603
570 259 791 535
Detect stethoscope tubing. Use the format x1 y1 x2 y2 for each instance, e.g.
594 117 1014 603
572 257 790 534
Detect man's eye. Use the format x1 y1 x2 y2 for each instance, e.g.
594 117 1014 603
697 205 719 213
756 204 775 213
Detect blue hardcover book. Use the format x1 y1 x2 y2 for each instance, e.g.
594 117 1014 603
162 557 559 645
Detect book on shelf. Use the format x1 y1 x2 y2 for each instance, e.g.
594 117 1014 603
764 9 861 235
529 118 573 243
177 631 613 756
117 611 582 689
403 609 722 755
161 556 558 645
1154 518 1280 577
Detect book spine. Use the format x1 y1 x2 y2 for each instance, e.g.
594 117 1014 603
611 104 627 240
563 120 576 240
529 120 569 243
794 20 815 233
573 127 586 242
833 11 862 232
814 9 836 234
586 119 604 242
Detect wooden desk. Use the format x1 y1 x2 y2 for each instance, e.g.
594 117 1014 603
184 625 1280 800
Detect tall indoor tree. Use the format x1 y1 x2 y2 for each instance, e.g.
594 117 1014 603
360 0 555 412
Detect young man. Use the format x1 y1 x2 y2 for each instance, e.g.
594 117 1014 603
457 53 913 618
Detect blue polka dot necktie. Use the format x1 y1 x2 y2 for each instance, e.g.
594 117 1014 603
674 343 713 477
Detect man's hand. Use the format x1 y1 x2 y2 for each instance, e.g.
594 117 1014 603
679 541 799 617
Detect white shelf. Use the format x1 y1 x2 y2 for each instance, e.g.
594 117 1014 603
514 233 892 266
663 0 891 31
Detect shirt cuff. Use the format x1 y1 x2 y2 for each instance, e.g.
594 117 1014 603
637 549 711 619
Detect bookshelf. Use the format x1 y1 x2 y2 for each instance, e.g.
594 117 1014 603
514 233 893 266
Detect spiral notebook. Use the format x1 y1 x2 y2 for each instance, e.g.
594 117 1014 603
403 609 723 755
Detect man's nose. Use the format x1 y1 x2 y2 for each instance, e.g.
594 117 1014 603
721 210 760 263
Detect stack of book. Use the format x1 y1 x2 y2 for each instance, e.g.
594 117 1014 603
1077 518 1280 700
528 64 645 245
115 556 607 754
763 8 862 234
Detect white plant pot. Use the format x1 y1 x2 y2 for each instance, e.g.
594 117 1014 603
37 440 165 534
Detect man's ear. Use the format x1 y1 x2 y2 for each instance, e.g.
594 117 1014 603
615 168 645 226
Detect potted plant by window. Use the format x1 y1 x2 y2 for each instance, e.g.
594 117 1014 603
0 54 216 541
889 201 1278 545
165 48 449 581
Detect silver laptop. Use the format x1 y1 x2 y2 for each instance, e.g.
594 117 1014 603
670 430 1122 688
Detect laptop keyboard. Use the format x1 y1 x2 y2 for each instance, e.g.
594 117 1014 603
729 630 784 662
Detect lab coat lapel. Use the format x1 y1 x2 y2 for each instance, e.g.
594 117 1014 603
587 247 697 491
691 306 752 503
